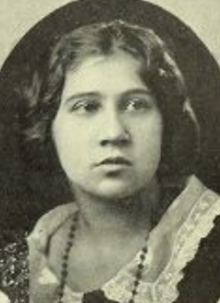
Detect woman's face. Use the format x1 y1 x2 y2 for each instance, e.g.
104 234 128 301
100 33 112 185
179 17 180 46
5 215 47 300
52 51 163 200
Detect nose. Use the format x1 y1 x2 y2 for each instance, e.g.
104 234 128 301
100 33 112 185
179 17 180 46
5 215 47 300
99 111 131 147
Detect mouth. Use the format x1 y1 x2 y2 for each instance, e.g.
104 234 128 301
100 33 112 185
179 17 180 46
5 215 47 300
97 157 132 167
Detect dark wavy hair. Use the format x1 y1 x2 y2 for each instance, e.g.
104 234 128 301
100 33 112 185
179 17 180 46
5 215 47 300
19 20 200 207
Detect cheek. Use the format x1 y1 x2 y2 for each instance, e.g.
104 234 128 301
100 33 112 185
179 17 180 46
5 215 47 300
52 119 87 150
132 119 163 180
138 134 162 165
134 123 163 182
51 122 87 179
133 116 163 154
52 118 95 176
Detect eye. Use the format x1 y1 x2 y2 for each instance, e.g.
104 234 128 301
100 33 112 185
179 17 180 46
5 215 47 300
70 99 100 114
125 97 152 112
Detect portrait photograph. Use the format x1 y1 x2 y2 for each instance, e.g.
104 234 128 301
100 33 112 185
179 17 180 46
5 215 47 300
0 0 220 302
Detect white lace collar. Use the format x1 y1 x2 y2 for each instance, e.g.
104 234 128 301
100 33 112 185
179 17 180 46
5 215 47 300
28 175 220 303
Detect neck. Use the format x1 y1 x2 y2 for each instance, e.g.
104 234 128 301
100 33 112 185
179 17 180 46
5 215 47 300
73 180 160 239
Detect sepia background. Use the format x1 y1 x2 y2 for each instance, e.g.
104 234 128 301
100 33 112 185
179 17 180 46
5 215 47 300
0 0 220 230
1 0 220 68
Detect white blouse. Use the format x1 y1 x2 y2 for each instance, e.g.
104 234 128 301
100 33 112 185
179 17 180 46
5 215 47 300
28 175 220 303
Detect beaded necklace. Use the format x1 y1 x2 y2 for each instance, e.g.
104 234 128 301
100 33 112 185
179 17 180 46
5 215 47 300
57 211 149 303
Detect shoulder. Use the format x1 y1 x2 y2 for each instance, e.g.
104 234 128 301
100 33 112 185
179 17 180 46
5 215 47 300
27 203 77 302
28 202 77 252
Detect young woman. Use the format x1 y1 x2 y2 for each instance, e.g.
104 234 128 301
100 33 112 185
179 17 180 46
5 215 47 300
1 20 220 303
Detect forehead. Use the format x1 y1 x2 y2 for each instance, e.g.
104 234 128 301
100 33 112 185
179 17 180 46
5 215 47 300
62 51 149 97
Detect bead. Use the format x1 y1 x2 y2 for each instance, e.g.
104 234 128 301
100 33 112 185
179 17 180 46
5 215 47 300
61 268 68 277
137 263 144 270
66 240 74 248
61 262 68 269
69 231 76 238
70 225 76 233
142 247 148 253
134 279 140 287
62 253 69 261
132 289 138 296
136 271 143 280
140 253 146 260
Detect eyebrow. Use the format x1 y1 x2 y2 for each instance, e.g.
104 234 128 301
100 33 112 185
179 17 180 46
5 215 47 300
64 92 101 105
122 88 154 98
64 88 153 104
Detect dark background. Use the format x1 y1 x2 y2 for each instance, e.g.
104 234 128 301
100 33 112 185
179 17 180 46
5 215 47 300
0 0 220 231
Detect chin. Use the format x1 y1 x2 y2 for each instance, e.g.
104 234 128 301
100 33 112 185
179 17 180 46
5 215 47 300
93 182 140 201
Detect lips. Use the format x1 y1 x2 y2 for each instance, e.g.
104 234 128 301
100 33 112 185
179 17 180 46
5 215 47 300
97 157 132 166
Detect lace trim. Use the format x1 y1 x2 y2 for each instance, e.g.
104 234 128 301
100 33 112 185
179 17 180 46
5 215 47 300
156 190 220 303
31 178 220 303
100 189 220 303
61 247 153 303
103 248 153 302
